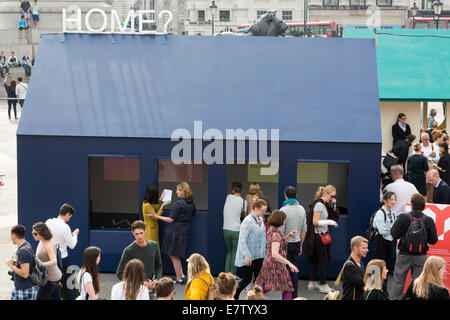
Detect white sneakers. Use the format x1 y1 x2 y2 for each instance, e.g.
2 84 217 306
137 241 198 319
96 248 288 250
319 284 332 294
307 282 320 291
308 282 332 294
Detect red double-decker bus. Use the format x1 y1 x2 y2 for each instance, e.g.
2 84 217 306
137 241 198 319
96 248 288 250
406 17 450 29
237 21 338 37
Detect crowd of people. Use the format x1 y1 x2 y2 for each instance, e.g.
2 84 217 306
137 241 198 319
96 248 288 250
390 112 450 204
6 174 448 301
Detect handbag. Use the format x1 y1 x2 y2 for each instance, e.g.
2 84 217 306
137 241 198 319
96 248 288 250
323 260 356 300
316 227 332 246
383 151 398 171
23 247 48 287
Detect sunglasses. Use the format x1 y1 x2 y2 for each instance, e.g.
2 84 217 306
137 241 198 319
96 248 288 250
32 232 38 236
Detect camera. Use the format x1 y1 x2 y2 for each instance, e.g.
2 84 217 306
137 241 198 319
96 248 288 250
8 270 14 281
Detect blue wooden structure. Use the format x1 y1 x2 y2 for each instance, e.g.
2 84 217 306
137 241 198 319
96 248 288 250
17 34 381 277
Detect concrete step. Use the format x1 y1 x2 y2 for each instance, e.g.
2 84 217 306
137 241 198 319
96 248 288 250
0 12 113 29
0 44 33 58
0 29 31 45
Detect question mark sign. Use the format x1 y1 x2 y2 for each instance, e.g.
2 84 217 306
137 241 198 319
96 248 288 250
159 10 173 34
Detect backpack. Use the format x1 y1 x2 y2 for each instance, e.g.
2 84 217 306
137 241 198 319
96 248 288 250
403 212 428 254
22 247 48 286
192 273 217 300
75 272 89 300
366 208 387 241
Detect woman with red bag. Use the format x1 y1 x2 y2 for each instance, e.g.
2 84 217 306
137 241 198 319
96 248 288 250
305 185 339 294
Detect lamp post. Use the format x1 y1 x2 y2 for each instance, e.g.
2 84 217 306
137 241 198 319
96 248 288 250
209 1 217 36
304 0 308 37
433 0 443 29
411 2 418 29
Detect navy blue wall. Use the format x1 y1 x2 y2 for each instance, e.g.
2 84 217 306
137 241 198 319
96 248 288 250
17 135 380 278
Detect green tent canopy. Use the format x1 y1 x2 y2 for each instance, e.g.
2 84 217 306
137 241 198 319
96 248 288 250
344 29 450 101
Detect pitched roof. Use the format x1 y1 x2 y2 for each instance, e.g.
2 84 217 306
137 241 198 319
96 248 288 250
18 34 381 143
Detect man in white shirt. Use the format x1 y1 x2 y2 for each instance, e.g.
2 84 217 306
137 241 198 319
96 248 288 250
15 77 28 108
384 165 419 216
45 203 79 300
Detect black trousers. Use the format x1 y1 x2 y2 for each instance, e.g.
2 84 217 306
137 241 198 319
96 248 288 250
7 100 17 119
234 258 263 300
286 242 300 298
37 280 60 300
374 234 396 274
309 233 328 285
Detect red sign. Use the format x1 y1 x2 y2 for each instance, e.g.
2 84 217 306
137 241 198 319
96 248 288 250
403 203 450 293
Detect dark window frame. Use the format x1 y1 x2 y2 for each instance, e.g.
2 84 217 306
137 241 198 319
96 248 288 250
198 10 205 22
349 0 366 7
282 10 293 21
219 10 231 22
323 0 339 7
88 154 141 230
257 10 267 19
376 0 392 6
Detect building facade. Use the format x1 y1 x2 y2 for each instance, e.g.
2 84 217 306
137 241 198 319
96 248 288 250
184 0 306 35
182 0 450 35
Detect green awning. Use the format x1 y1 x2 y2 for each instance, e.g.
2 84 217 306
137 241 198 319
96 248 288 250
344 29 450 101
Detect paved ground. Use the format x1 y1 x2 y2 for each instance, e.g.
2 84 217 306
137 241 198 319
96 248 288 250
0 101 392 300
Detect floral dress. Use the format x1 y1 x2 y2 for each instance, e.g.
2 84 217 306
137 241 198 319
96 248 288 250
255 227 293 292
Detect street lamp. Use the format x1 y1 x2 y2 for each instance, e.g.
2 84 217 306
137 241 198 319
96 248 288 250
410 2 418 29
209 1 217 36
433 0 443 29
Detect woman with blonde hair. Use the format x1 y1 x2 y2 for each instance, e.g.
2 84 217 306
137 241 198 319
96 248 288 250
111 259 149 300
245 183 262 218
305 185 339 294
151 182 196 285
246 285 266 300
185 253 214 300
363 259 389 300
404 256 449 300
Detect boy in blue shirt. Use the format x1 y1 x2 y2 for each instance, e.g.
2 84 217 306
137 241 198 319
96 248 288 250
18 16 28 39
21 52 32 77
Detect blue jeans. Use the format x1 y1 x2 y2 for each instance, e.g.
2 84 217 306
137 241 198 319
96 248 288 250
37 280 60 300
22 64 31 76
0 64 8 77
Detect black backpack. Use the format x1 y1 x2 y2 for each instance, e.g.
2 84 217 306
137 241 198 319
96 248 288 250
403 212 428 254
366 208 387 241
22 247 48 286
